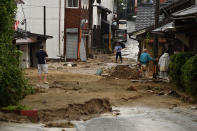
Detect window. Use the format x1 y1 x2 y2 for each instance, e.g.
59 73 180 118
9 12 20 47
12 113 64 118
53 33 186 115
140 0 153 4
67 0 79 8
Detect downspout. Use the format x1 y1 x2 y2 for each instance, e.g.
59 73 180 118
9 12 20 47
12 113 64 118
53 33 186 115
64 0 67 60
58 0 62 56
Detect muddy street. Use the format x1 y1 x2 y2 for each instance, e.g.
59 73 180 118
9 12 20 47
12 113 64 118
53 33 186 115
0 55 197 123
1 55 197 130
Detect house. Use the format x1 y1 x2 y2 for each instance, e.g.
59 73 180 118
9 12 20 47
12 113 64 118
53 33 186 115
64 0 90 61
129 0 172 58
16 0 115 62
152 0 197 53
128 0 195 75
16 0 65 59
90 0 114 53
15 29 52 68
129 0 195 57
172 4 197 52
15 0 53 68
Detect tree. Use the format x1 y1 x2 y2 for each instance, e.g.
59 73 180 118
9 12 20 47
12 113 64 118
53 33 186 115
0 0 31 107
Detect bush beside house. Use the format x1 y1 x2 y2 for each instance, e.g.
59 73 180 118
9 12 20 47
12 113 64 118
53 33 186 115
181 55 197 96
169 52 195 88
0 0 31 107
170 53 197 95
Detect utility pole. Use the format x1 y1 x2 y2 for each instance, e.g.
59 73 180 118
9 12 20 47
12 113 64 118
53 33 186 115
153 0 160 78
117 0 120 22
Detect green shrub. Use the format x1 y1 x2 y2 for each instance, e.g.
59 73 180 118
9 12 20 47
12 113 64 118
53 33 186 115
1 105 32 111
181 55 197 95
0 0 33 107
169 52 195 88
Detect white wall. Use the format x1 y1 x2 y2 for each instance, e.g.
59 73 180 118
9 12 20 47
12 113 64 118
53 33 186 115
92 0 114 27
16 0 65 59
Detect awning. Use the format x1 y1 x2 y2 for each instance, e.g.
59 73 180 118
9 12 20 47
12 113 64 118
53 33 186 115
129 29 146 37
152 22 174 34
97 5 112 14
128 25 154 38
172 5 197 19
15 29 53 40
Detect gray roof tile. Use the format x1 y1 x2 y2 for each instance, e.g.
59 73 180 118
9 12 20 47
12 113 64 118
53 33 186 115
135 5 164 31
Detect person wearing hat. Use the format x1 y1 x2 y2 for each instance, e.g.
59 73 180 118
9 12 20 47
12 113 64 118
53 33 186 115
114 42 123 63
139 49 155 78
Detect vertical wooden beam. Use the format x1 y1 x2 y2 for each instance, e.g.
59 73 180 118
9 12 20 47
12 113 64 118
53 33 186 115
58 0 62 56
153 0 160 78
64 0 67 59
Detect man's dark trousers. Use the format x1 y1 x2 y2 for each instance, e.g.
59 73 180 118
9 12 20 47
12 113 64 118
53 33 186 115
116 52 122 63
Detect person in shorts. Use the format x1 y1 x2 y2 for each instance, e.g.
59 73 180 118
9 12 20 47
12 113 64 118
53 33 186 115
36 45 48 84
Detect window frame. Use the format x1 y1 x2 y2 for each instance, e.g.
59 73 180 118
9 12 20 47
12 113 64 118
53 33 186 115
66 0 79 8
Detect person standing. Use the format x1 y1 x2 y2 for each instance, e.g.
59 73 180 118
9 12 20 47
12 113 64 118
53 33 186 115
36 45 48 84
139 49 155 78
114 42 123 63
158 51 170 79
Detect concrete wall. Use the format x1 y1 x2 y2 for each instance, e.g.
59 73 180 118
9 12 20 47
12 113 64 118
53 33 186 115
16 0 65 59
19 44 30 68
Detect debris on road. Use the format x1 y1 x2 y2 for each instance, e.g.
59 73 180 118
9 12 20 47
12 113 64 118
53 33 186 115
191 107 197 110
109 65 142 79
38 98 112 122
168 90 181 98
96 68 103 76
45 121 75 128
0 98 112 123
63 62 77 67
127 85 137 91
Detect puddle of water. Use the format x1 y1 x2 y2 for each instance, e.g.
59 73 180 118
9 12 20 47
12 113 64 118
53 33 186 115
1 107 197 131
75 107 197 131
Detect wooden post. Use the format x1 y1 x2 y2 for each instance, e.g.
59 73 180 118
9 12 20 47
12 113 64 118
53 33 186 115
64 1 67 60
153 0 160 78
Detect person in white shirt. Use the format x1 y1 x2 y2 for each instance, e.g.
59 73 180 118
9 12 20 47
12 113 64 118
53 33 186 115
158 50 170 79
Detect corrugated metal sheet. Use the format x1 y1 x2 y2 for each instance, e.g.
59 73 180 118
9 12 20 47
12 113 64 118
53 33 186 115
66 33 78 59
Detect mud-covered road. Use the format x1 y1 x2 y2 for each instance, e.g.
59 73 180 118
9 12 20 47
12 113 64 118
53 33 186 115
1 54 197 130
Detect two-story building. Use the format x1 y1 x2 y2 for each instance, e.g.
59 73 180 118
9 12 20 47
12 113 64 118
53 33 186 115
64 0 90 61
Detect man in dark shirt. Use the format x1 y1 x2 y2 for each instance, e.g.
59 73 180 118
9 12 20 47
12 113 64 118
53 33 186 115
36 45 48 84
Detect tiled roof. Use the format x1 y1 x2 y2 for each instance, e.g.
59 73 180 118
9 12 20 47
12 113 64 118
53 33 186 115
172 4 197 17
135 5 164 31
135 0 181 31
160 0 191 11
